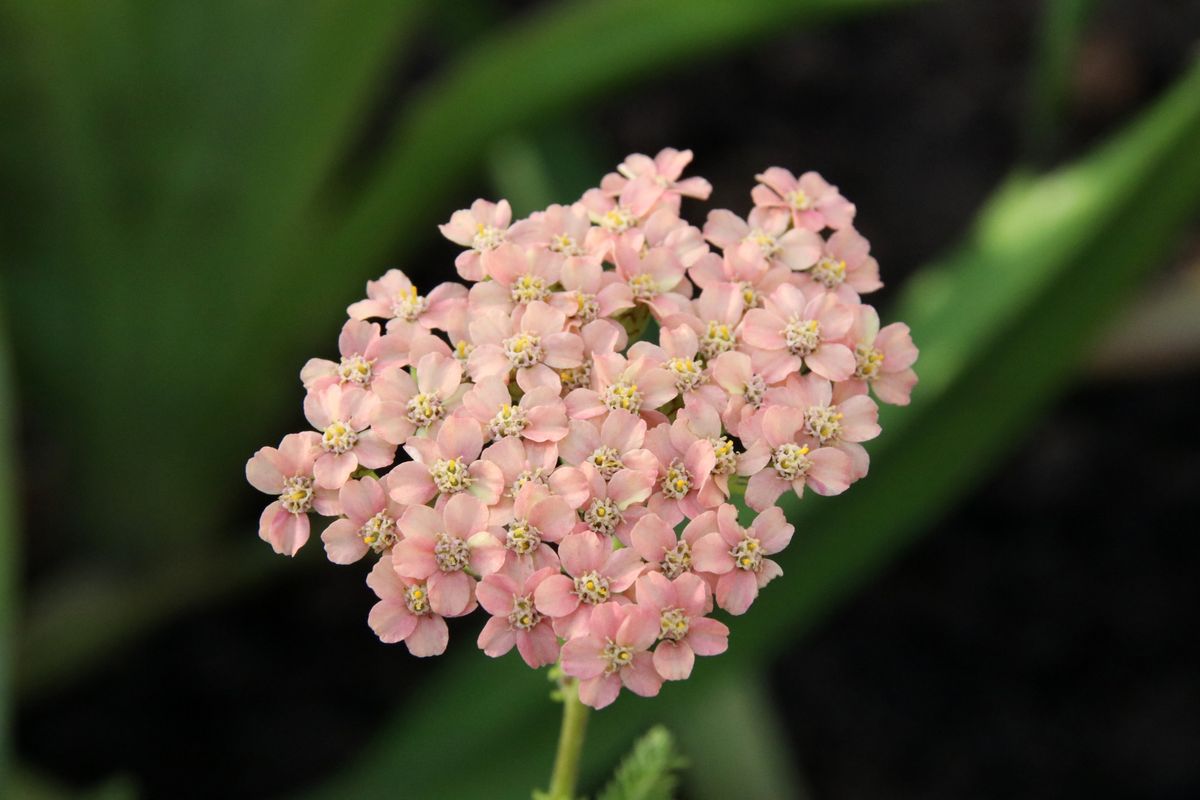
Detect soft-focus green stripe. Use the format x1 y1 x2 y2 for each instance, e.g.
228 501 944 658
0 290 18 791
320 0 928 273
308 56 1200 800
1026 0 1097 161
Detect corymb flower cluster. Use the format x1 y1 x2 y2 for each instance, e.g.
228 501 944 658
246 150 918 709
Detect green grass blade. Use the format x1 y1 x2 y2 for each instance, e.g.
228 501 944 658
306 56 1200 800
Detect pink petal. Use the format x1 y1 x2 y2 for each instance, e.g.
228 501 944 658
690 533 734 575
534 574 581 617
806 343 855 382
477 615 516 657
321 518 369 564
405 615 449 657
653 641 695 681
716 570 759 615
368 601 417 644
340 477 383 523
443 492 488 540
750 506 793 553
620 652 663 697
577 674 622 709
245 450 285 494
475 574 518 616
516 624 561 668
630 514 674 562
745 470 788 513
558 531 608 575
313 452 357 490
259 503 309 556
429 569 474 617
687 616 730 656
391 538 437 580
560 637 605 680
617 606 660 650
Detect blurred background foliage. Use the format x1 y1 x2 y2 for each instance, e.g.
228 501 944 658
1 0 1198 798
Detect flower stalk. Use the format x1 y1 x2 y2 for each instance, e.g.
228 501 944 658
543 677 591 800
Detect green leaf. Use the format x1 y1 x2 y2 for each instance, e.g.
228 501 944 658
596 727 686 800
317 0 929 275
307 55 1200 800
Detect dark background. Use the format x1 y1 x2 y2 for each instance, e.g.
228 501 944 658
4 0 1199 797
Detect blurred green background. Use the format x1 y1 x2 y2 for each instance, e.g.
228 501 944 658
2 1 1199 798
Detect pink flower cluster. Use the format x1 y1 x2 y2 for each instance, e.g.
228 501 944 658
246 150 917 709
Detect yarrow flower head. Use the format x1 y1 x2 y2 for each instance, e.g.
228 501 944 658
247 148 917 709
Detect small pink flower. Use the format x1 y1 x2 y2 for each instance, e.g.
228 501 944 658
760 373 881 480
479 436 560 522
552 254 635 325
612 238 690 319
740 283 856 382
499 482 574 570
560 602 662 709
460 377 568 444
372 352 467 445
246 432 340 556
703 207 821 272
533 529 644 639
599 148 713 214
508 203 600 264
569 463 656 546
320 475 407 564
629 323 724 411
643 419 718 526
347 270 467 330
751 168 855 231
366 555 450 656
710 351 768 437
634 571 729 680
640 208 710 268
469 243 564 315
389 416 505 506
476 562 562 668
391 492 505 617
628 512 710 580
555 319 625 393
663 281 747 362
558 409 658 477
844 305 918 406
564 352 676 425
674 401 743 500
578 180 659 256
467 302 583 393
302 384 396 490
300 319 408 392
739 405 853 511
691 504 793 615
688 241 790 302
798 227 882 297
439 199 513 281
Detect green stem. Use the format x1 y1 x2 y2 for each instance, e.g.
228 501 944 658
544 678 590 800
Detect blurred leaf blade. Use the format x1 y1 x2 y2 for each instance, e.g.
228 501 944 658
308 55 1200 800
321 0 929 272
745 50 1200 657
0 291 17 789
1026 0 1096 161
